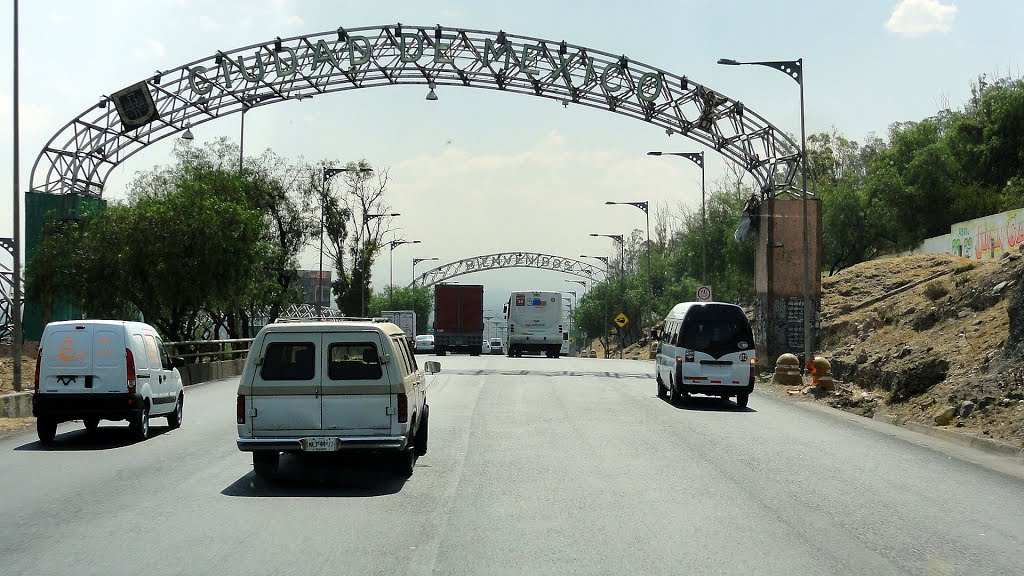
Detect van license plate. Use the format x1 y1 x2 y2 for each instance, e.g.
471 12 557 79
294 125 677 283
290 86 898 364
303 438 336 452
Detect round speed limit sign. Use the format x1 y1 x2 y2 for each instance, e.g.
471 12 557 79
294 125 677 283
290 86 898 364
696 286 713 302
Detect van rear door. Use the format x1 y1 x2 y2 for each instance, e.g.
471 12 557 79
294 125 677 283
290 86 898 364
681 305 754 386
320 331 393 435
40 323 125 394
250 334 321 433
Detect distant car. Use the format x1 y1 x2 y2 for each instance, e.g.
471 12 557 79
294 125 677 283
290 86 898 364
488 338 504 355
414 334 435 354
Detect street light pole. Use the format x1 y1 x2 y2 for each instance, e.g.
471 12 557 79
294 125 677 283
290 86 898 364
11 0 23 391
605 201 651 326
360 212 400 316
322 166 373 317
388 239 421 309
646 151 706 283
718 57 811 368
590 234 624 358
581 255 611 358
411 257 439 286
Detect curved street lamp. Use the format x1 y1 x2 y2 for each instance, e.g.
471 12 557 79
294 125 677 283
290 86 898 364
388 239 421 309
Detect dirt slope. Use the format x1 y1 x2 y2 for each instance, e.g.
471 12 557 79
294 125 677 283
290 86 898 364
810 251 1024 447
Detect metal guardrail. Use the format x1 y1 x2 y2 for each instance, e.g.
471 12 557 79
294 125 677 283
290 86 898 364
164 338 254 363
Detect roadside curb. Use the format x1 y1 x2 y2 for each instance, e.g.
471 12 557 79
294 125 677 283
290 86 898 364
872 413 1024 459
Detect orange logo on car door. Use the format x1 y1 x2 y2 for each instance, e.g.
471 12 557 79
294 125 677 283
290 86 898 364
56 335 85 363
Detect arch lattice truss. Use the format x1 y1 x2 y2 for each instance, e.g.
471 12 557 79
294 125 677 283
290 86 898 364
32 24 802 198
412 252 605 287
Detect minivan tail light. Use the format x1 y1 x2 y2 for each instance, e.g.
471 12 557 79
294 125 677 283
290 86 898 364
236 395 246 424
126 348 137 394
397 393 408 423
33 349 42 392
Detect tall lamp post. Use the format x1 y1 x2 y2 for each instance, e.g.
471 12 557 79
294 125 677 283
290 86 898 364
718 56 811 367
388 239 421 309
360 212 400 316
647 151 706 283
581 255 611 357
322 166 373 317
606 200 651 326
566 279 587 294
411 257 439 286
11 0 22 391
562 290 576 353
590 234 624 359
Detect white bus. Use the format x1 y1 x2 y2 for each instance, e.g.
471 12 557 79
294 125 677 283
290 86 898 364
503 291 563 358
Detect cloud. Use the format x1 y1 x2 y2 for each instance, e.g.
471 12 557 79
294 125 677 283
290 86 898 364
148 39 167 58
132 39 168 61
885 0 958 38
0 91 56 137
198 15 221 31
286 15 304 28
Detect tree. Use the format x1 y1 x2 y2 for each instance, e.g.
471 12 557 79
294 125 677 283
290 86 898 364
368 285 434 333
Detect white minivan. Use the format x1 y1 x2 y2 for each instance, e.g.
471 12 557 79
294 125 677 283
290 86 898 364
654 302 755 408
236 318 440 479
33 320 186 443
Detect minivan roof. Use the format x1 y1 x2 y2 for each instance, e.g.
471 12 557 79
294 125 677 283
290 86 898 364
260 320 405 336
664 301 744 321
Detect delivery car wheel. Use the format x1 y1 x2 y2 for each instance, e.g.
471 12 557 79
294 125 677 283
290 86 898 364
657 378 667 399
167 395 183 429
37 417 57 445
669 381 681 405
129 405 150 441
736 393 750 408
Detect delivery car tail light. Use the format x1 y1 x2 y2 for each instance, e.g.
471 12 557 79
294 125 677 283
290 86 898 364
33 349 42 392
126 348 137 393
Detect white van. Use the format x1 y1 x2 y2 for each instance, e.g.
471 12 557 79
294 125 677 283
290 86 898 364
33 320 186 444
235 318 440 479
654 302 755 407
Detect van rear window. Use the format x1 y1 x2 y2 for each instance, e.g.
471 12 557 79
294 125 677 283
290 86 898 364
680 305 754 357
328 343 383 381
261 342 315 381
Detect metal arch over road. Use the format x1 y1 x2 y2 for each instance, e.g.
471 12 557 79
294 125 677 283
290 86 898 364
411 252 605 287
31 24 804 199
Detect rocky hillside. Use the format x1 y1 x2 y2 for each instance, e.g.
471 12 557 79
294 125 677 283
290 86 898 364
815 250 1024 447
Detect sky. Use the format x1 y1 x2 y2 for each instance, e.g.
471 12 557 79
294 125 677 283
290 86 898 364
1 0 1022 317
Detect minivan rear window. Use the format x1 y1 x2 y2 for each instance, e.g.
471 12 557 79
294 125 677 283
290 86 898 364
680 305 754 358
261 342 315 381
328 343 383 381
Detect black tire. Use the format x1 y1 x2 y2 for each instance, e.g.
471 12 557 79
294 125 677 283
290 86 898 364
470 350 480 357
669 381 681 405
414 407 429 456
552 350 560 359
393 448 415 478
736 393 750 408
166 394 183 429
129 404 150 441
84 418 100 432
657 378 667 399
436 348 446 357
253 451 280 480
37 417 57 444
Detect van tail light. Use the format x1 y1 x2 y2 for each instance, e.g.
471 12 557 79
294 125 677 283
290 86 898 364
126 348 137 394
397 393 409 423
237 395 246 424
33 349 42 392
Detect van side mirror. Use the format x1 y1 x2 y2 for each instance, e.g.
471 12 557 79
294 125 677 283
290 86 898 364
172 356 186 368
424 361 441 374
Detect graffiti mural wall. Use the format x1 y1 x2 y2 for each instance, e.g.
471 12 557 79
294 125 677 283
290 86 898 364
913 208 1024 261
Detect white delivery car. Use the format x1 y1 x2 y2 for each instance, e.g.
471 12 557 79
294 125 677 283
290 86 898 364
33 320 186 444
504 290 564 358
654 302 756 408
235 318 441 479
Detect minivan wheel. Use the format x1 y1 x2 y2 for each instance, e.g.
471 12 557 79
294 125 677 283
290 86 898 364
393 448 416 478
669 382 681 405
414 409 429 457
129 405 150 441
657 379 667 399
167 395 183 429
84 418 100 432
37 417 58 444
736 393 750 408
253 451 280 479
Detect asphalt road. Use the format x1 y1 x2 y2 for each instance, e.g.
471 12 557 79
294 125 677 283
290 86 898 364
1 355 1022 576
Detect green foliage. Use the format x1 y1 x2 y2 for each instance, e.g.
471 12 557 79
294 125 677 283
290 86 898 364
368 285 434 333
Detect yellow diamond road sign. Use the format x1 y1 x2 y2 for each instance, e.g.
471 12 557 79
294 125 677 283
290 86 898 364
614 313 629 328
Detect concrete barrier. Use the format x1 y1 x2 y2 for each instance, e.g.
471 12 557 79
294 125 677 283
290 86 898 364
1 392 33 418
180 358 246 387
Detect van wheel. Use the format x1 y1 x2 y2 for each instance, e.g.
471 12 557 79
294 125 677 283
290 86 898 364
414 408 429 456
84 418 100 432
166 395 183 429
657 379 667 399
129 405 150 441
37 417 57 445
736 393 750 408
436 348 446 357
393 448 415 478
253 452 279 479
669 382 681 405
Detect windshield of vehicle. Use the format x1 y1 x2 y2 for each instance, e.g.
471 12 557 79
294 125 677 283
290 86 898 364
489 339 502 345
680 305 754 358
